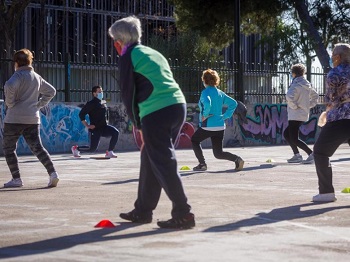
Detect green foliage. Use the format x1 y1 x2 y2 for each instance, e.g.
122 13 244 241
148 30 223 65
170 0 350 68
170 0 288 47
169 0 235 48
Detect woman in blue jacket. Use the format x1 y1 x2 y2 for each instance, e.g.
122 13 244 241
191 69 244 171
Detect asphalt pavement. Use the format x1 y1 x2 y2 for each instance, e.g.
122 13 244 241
0 144 349 261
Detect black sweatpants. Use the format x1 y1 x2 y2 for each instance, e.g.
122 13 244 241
313 119 350 193
3 123 56 179
283 120 312 155
78 124 119 152
133 103 191 219
191 127 239 164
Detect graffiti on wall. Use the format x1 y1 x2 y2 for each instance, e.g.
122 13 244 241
236 104 320 145
0 102 324 155
16 103 88 154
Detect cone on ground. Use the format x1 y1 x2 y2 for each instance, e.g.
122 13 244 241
341 187 350 193
180 166 191 170
94 219 116 228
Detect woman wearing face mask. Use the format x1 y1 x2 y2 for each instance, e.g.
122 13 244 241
284 63 319 164
108 16 195 229
312 43 350 202
71 85 119 158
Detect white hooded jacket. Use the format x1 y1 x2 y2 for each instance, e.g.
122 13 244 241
286 76 319 121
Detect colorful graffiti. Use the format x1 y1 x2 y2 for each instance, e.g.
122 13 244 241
16 103 88 154
238 104 319 145
0 102 324 155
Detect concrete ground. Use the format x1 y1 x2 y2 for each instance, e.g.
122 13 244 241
0 144 349 261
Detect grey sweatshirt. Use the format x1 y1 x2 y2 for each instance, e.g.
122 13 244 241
4 66 56 124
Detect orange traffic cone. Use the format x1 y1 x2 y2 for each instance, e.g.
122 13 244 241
94 219 116 228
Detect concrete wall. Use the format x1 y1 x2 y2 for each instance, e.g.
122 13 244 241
0 101 325 155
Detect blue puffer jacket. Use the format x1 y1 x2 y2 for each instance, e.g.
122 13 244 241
199 86 238 128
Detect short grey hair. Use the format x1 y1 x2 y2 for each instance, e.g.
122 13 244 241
333 43 350 65
108 16 142 45
291 63 306 77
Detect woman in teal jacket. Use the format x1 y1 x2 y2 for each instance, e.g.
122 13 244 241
191 69 244 171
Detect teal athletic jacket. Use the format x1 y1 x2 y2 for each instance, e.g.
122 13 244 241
118 43 186 129
199 86 238 129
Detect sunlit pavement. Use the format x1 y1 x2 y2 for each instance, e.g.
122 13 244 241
0 144 349 261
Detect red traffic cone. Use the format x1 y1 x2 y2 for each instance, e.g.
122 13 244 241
94 219 116 228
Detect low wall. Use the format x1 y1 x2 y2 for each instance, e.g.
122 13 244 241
0 101 325 155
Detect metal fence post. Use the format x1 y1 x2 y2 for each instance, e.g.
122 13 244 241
64 53 71 102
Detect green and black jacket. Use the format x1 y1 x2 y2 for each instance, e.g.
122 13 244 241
118 43 186 129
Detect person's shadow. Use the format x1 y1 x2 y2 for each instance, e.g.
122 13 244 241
203 203 350 233
0 222 169 259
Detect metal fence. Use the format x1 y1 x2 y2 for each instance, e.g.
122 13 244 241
0 52 327 104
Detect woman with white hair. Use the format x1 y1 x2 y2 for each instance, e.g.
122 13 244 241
284 63 319 164
108 16 195 229
312 43 350 202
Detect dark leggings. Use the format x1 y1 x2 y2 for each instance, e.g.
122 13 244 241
313 119 350 193
283 120 312 155
78 124 119 152
3 123 56 179
191 127 239 164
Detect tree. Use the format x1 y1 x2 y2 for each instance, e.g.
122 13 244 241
148 30 222 65
0 0 31 84
0 0 31 55
169 0 350 69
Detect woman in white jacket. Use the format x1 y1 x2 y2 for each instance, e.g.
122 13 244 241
284 63 319 164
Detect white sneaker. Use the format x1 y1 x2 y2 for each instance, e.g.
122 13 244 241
287 154 303 163
4 178 23 188
302 153 314 164
48 172 59 188
71 145 81 157
105 151 118 158
312 193 337 202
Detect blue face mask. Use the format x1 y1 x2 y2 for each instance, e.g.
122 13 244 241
97 92 103 100
290 73 294 81
329 57 334 68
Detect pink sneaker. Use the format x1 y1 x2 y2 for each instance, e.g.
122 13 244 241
105 151 117 158
71 145 81 157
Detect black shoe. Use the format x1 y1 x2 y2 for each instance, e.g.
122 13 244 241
157 213 195 229
119 210 152 224
193 163 207 171
235 157 244 171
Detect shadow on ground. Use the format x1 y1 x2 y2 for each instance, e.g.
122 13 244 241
0 222 170 259
203 203 350 233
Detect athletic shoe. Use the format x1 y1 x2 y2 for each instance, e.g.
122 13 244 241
119 210 152 223
312 193 337 202
4 178 23 188
105 150 118 158
71 145 81 157
157 213 195 229
193 163 207 171
48 172 59 188
287 154 303 163
302 153 314 164
235 157 244 171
